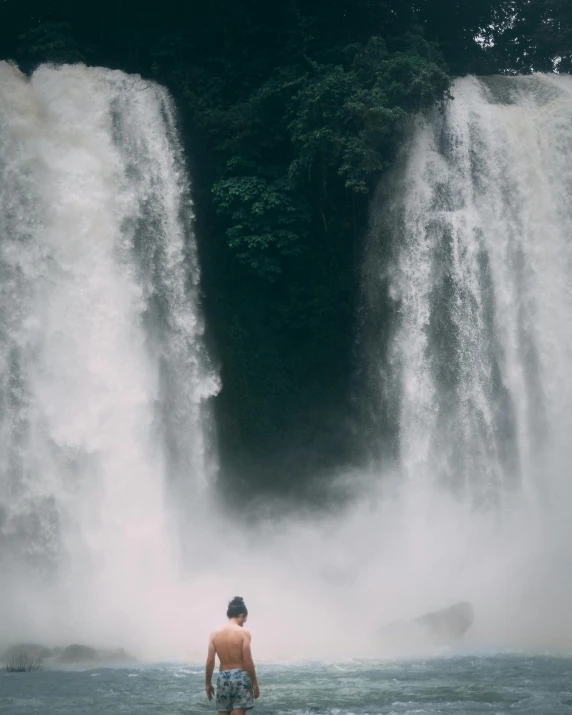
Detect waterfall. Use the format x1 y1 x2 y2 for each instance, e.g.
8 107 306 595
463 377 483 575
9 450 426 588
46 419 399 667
0 62 219 650
365 74 572 506
359 74 572 647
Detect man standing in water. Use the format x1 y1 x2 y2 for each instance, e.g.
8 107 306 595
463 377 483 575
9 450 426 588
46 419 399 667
205 596 260 712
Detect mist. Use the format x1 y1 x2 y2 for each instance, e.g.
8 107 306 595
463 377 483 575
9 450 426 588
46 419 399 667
3 468 572 662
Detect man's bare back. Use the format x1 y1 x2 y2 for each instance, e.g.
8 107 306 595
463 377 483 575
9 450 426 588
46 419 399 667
211 623 251 671
205 597 260 711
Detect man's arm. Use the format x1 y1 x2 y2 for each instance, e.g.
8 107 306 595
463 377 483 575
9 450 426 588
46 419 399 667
242 631 260 699
205 634 216 700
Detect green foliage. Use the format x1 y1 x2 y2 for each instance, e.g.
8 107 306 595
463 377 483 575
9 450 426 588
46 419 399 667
212 164 310 279
288 38 451 193
203 29 450 284
17 22 84 65
5 654 42 672
415 0 572 73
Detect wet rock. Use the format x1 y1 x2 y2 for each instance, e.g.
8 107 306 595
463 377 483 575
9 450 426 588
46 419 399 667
99 648 135 663
380 601 475 650
415 601 474 643
59 644 98 663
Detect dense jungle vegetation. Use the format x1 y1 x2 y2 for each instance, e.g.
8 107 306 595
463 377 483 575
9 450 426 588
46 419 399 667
1 1 570 492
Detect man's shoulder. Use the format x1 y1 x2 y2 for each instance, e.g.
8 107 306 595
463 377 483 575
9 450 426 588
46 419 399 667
212 624 250 639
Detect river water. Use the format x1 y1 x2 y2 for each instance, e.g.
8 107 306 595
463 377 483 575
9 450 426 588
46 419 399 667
2 656 572 714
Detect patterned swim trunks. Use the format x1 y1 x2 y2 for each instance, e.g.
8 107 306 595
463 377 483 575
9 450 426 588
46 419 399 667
215 669 254 711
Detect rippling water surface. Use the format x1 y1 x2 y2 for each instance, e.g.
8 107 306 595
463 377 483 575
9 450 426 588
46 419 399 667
2 655 572 714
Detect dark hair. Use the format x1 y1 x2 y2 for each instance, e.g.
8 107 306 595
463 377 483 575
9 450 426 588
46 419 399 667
227 596 248 619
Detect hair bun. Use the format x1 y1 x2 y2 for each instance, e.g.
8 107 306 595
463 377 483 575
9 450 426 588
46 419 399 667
226 595 248 618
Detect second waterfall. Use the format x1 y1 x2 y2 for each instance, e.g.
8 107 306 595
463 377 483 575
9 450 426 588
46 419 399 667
360 74 572 648
365 74 572 507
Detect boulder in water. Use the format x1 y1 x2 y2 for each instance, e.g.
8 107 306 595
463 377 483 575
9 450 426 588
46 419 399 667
99 648 135 663
380 601 475 651
59 644 98 663
414 601 474 644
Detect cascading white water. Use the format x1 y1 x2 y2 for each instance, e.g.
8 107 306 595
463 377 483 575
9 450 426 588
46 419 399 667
362 73 572 647
366 73 572 499
0 62 219 652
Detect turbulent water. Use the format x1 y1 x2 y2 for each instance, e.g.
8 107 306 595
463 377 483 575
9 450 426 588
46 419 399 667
3 657 572 715
0 62 218 651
